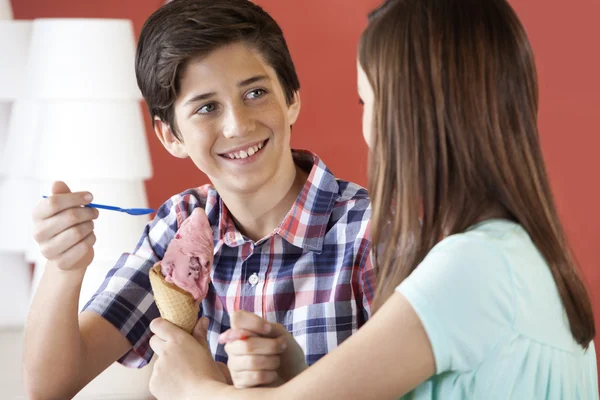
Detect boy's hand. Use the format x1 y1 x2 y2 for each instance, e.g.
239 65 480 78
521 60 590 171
32 181 99 272
149 317 229 399
218 311 308 389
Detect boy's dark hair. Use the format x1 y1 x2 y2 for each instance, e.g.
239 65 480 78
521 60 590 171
136 0 300 139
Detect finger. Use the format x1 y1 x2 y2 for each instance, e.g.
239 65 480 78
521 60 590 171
216 362 233 385
52 181 72 195
150 317 184 341
49 232 96 270
34 206 99 243
227 354 281 373
150 318 171 339
33 189 94 221
149 334 167 357
38 220 95 259
231 370 279 389
230 311 287 339
224 336 287 357
218 328 257 344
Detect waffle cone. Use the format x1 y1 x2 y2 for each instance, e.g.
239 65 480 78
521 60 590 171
149 263 199 334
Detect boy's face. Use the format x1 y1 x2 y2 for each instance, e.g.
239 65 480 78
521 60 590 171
155 42 301 194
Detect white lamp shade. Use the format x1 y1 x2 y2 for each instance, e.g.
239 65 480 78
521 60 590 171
0 0 13 20
24 19 141 100
0 21 32 99
28 101 152 180
0 253 31 328
0 177 39 252
0 100 40 178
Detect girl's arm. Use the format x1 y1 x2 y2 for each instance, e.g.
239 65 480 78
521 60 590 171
202 291 435 400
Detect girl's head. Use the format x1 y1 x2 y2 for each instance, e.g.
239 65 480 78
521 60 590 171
359 0 594 347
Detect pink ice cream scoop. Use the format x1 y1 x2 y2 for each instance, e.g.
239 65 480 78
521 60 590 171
161 208 213 301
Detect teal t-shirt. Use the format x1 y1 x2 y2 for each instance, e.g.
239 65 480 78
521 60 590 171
397 219 598 399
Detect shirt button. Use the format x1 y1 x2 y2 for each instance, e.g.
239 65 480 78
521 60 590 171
248 273 259 286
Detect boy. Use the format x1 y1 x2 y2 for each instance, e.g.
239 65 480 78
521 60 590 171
23 0 374 398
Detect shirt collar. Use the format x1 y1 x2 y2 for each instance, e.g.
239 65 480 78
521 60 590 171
206 150 339 253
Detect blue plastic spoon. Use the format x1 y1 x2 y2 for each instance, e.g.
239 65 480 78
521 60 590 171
42 196 156 216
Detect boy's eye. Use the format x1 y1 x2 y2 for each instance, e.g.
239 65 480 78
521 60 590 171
198 103 217 114
246 89 267 100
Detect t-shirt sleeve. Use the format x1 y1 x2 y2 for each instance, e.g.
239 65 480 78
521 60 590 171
82 189 205 368
396 235 516 374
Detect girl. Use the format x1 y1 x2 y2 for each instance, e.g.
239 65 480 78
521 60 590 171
148 0 598 398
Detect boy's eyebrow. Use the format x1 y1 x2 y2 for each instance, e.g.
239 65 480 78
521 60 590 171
238 75 269 87
183 92 217 107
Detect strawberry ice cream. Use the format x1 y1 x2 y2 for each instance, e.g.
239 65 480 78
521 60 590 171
149 207 214 333
160 207 214 302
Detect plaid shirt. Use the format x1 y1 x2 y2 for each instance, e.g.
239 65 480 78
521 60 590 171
84 150 375 367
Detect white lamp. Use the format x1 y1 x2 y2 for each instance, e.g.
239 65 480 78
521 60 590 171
0 179 39 253
0 14 33 330
22 17 155 398
22 19 153 300
0 100 43 255
0 21 32 100
0 18 31 158
23 19 141 100
28 101 152 180
0 100 41 177
0 0 13 20
0 102 33 329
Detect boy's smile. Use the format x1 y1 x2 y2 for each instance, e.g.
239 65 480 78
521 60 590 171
218 138 269 164
155 42 301 196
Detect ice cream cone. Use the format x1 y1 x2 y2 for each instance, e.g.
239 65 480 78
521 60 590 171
149 263 199 333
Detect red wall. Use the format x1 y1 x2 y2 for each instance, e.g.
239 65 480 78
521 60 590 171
13 0 600 366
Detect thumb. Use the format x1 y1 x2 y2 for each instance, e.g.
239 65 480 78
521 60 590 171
192 317 210 345
51 181 72 195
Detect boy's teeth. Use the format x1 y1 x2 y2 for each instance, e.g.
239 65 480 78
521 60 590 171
227 142 265 159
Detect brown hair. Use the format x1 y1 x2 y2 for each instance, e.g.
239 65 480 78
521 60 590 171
136 0 300 139
359 0 595 347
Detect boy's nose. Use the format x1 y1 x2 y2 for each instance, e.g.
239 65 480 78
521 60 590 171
222 106 255 138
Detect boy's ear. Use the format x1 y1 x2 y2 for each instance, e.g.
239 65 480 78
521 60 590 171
154 117 188 159
287 91 301 125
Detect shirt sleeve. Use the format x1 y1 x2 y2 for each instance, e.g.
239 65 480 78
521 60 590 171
357 222 375 326
396 235 516 374
344 196 374 327
82 189 205 368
